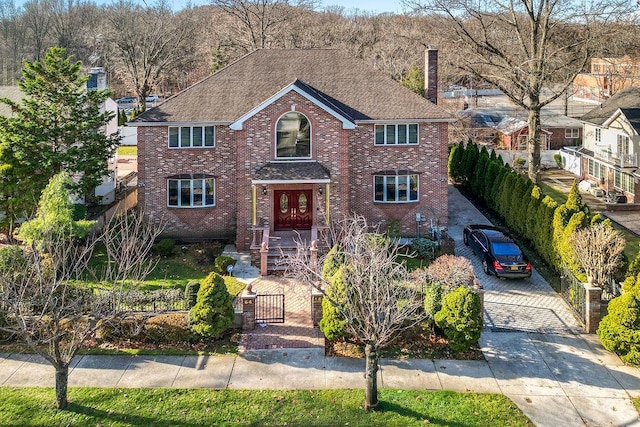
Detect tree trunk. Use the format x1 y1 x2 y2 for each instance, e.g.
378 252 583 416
527 107 543 184
55 364 69 409
364 343 379 411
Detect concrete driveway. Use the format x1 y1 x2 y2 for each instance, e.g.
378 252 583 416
449 184 640 426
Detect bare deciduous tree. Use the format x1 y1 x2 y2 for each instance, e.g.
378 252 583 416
573 221 625 291
0 212 163 409
285 214 424 410
105 0 198 107
405 0 638 183
211 0 319 52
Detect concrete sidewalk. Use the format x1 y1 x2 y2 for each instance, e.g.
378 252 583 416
1 343 639 426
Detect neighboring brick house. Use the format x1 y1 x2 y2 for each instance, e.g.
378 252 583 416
568 87 640 203
130 49 454 254
458 106 582 150
573 56 640 104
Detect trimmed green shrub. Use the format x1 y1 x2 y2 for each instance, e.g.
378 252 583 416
154 238 175 257
410 238 439 260
223 276 246 297
184 281 201 308
72 203 87 221
553 153 563 168
423 281 444 324
319 264 349 341
597 291 640 365
214 255 237 275
434 286 482 352
189 272 234 338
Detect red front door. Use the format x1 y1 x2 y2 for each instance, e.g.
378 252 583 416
274 190 312 230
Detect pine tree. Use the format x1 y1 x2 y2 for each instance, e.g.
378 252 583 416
0 47 119 222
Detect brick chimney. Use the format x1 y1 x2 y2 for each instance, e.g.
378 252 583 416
425 46 438 105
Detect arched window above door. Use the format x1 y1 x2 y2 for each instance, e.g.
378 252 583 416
276 112 311 159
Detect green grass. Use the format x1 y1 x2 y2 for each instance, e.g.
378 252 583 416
397 254 431 271
117 145 137 156
0 388 533 426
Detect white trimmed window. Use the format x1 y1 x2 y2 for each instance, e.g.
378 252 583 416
587 158 605 179
595 128 601 143
565 128 579 139
617 134 630 155
614 170 634 193
374 174 419 202
168 176 215 207
374 124 418 145
168 126 215 148
276 112 311 158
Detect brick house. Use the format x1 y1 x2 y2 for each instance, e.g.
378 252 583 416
130 49 453 258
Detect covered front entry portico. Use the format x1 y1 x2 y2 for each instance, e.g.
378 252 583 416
250 161 332 274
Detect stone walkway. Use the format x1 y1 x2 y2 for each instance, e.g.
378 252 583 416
237 277 324 351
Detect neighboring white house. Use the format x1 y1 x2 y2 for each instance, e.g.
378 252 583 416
575 87 640 203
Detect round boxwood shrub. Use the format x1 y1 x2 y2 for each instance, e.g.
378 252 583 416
434 286 482 352
154 238 175 257
189 272 234 338
214 255 237 275
597 292 640 365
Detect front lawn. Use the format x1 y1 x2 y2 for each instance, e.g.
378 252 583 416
0 387 533 426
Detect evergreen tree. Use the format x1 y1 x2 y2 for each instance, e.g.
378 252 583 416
17 172 95 247
189 272 234 338
400 64 425 97
0 47 119 222
448 141 464 182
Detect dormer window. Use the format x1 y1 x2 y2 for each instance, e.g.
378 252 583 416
276 112 311 159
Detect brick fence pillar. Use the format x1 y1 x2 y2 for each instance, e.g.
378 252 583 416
241 289 257 330
260 242 269 276
584 280 603 334
311 286 323 326
473 279 485 321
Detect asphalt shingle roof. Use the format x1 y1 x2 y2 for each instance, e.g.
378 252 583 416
254 161 330 181
581 87 640 125
133 49 452 124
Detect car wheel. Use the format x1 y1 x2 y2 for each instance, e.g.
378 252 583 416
463 232 469 245
482 259 490 275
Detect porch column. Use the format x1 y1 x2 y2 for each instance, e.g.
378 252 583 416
251 184 257 226
324 183 330 223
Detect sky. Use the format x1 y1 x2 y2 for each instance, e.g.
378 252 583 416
13 0 407 15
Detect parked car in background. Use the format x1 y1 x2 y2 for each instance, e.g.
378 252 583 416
145 94 159 103
116 96 135 106
463 224 532 279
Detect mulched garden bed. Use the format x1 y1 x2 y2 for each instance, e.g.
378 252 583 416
324 322 484 360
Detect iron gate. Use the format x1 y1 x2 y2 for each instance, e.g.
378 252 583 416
255 294 285 324
560 266 586 323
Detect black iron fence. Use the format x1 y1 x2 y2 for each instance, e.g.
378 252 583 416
95 289 188 313
560 266 586 323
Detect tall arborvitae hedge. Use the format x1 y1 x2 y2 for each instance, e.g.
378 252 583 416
447 142 609 279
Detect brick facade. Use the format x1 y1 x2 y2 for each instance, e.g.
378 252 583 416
138 91 448 250
138 90 449 249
